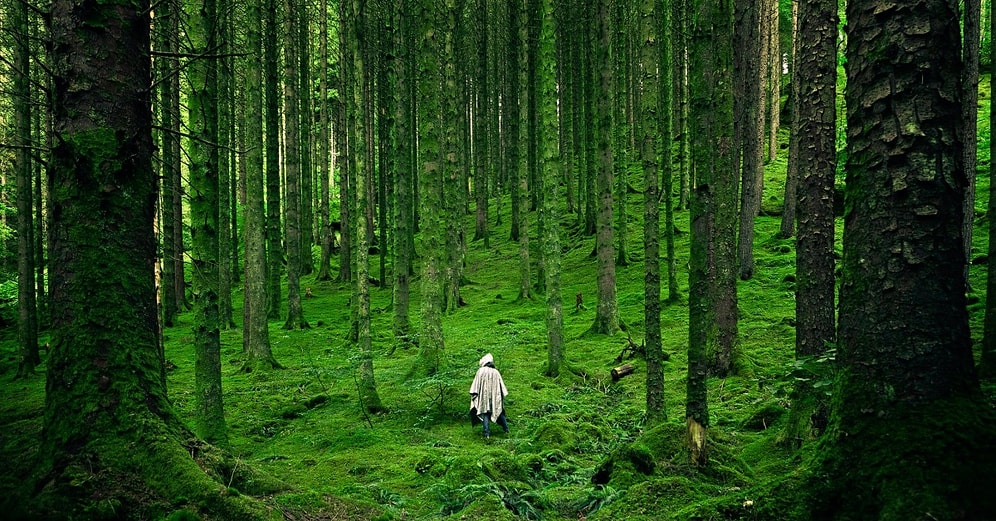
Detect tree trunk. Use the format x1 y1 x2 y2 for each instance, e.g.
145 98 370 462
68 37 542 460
413 0 446 377
316 0 334 282
265 0 284 319
283 0 308 330
589 0 620 336
243 0 279 370
813 1 996 516
186 0 228 446
963 0 981 292
392 0 414 342
13 0 39 377
734 0 763 281
217 0 235 330
299 0 315 277
984 0 996 378
538 0 564 378
640 0 665 424
779 0 799 239
782 0 836 448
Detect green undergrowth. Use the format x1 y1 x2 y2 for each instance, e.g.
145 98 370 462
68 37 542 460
1 76 994 520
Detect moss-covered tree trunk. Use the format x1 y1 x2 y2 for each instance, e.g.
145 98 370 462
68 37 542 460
13 0 39 377
38 0 273 514
472 0 491 246
392 0 414 342
639 0 664 424
159 0 182 326
187 0 229 446
781 0 836 447
243 0 279 371
337 1 354 284
687 0 733 463
537 0 563 378
298 0 315 278
444 0 468 313
282 0 308 330
590 0 619 336
779 0 798 240
811 0 996 517
265 0 284 319
613 0 629 268
217 0 235 330
413 0 446 377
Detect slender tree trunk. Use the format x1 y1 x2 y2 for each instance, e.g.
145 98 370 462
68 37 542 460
780 0 799 239
782 0 836 448
217 0 235 330
186 0 228 446
538 0 564 378
243 0 279 370
316 0 334 282
283 0 308 330
640 0 664 422
14 0 39 376
734 0 763 281
590 0 620 336
265 0 284 319
299 0 315 277
159 0 179 326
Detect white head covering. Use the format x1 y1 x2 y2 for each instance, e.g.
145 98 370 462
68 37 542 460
479 353 494 367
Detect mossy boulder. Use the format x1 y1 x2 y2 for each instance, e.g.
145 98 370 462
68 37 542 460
742 401 788 431
532 417 578 451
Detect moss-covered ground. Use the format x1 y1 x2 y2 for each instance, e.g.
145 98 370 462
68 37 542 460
1 77 994 520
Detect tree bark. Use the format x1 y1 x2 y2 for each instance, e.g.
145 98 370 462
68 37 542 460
813 1 996 516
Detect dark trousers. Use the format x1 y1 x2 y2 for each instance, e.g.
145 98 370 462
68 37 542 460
482 411 508 437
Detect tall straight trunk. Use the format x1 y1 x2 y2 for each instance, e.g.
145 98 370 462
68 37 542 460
33 66 48 326
156 2 178 328
472 0 491 246
766 0 780 162
14 0 39 376
537 0 564 377
283 0 308 329
413 0 446 377
780 0 799 239
170 7 186 314
734 0 763 281
816 1 996 516
673 0 690 211
687 0 734 463
590 0 620 336
316 0 334 281
353 0 385 412
444 0 468 312
186 0 228 446
265 0 284 318
299 0 315 277
984 0 996 377
243 0 278 370
217 0 234 330
783 0 837 447
641 0 664 423
662 0 678 304
963 0 981 290
338 2 354 284
507 0 522 246
393 0 414 341
613 0 629 267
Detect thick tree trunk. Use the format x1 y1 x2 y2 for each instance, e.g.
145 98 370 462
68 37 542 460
812 1 996 517
392 0 414 341
734 0 763 281
39 0 276 514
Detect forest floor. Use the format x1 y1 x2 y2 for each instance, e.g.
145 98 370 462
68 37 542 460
2 79 996 520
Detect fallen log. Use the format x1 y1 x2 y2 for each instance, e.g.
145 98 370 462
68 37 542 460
611 363 636 382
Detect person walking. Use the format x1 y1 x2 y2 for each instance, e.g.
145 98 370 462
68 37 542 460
469 353 509 439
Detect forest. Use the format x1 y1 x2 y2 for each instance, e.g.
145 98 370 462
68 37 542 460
1 0 995 519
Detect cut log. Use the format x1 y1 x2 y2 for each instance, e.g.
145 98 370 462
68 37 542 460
611 363 635 382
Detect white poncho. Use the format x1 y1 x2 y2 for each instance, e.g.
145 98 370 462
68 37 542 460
469 353 508 422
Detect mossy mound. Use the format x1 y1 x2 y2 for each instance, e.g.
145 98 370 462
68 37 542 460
591 442 656 489
741 401 788 431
